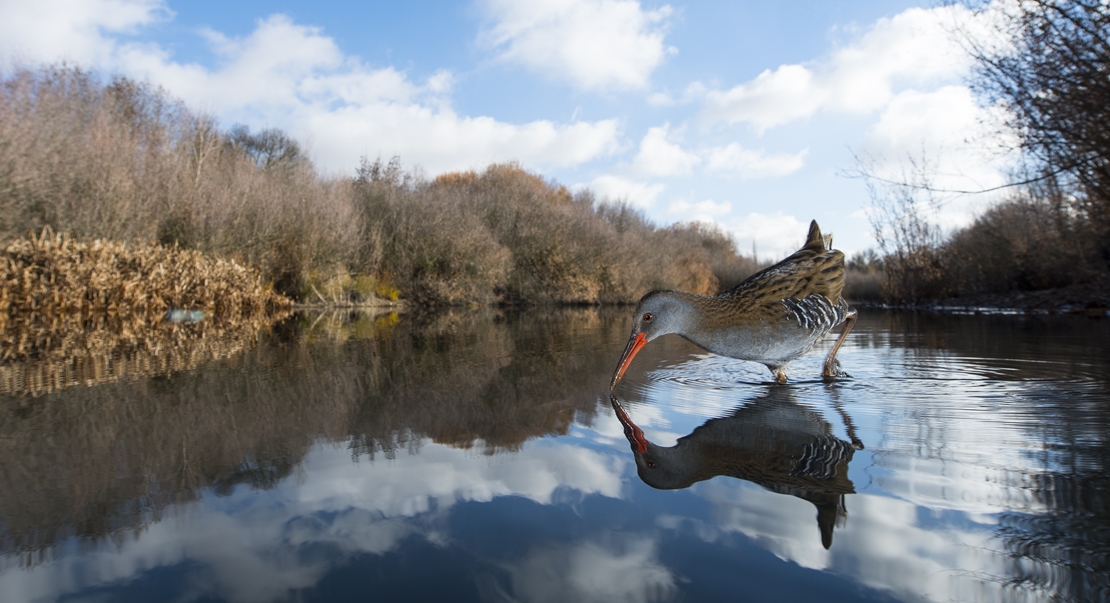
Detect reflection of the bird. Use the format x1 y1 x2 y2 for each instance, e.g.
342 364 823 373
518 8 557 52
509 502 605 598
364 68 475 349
611 389 862 549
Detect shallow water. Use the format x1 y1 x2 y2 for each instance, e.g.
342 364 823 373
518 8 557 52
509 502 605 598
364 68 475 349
1 309 1108 603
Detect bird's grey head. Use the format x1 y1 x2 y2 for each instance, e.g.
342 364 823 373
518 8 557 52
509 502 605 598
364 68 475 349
632 290 690 342
611 291 692 389
611 397 697 489
633 443 698 490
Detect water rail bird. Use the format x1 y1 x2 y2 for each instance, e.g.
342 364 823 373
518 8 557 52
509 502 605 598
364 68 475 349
611 220 857 388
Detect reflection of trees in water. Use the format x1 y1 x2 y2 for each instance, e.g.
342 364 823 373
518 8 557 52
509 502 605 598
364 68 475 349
994 445 1110 602
0 308 625 563
874 311 1110 602
612 388 859 550
347 308 618 457
0 312 285 396
874 311 1110 381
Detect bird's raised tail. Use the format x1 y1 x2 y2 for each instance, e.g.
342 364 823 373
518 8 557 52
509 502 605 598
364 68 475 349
803 220 827 253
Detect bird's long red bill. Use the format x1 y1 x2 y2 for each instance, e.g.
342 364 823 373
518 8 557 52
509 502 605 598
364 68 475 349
610 396 648 453
610 332 647 389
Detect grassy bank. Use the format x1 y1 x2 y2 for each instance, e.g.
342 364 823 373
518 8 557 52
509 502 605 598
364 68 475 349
0 65 763 306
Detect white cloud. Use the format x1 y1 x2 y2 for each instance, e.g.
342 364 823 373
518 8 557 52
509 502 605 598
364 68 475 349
856 85 1017 230
0 0 169 68
631 124 700 177
479 0 676 91
667 198 731 224
585 175 665 207
700 64 826 132
625 125 804 181
727 212 809 259
703 143 808 179
697 5 980 131
121 15 347 111
306 105 621 175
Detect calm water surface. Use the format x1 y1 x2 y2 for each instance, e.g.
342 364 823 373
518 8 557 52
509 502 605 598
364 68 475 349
1 309 1108 602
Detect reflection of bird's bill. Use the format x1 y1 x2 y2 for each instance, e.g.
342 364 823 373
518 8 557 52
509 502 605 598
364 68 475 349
610 332 647 389
609 395 648 453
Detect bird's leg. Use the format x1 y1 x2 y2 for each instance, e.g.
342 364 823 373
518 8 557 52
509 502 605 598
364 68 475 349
832 400 864 450
774 369 787 384
822 309 857 381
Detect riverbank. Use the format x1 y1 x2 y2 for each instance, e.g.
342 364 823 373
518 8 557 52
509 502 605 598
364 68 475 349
856 278 1110 317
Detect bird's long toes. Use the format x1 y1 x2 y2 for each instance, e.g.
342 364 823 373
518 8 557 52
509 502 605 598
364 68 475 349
822 360 851 382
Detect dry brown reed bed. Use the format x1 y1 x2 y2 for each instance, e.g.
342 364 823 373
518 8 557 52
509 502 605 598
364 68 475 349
1 228 290 320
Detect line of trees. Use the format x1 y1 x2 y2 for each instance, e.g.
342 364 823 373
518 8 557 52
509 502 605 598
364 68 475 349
0 65 763 306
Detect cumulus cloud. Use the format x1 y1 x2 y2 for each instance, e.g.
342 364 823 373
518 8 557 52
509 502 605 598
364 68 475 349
854 85 1017 230
479 0 676 91
697 5 980 131
727 212 809 259
703 143 808 179
0 0 169 68
625 125 805 181
631 124 700 177
700 64 825 132
585 174 665 207
667 198 732 224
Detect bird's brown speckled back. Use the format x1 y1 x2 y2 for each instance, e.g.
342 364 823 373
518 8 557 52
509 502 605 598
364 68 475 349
696 220 845 327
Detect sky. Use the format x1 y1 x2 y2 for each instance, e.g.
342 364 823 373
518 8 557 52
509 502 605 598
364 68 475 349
0 0 1018 258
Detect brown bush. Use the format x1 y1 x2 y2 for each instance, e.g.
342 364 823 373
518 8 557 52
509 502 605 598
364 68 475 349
843 250 884 302
943 192 1105 296
354 160 763 305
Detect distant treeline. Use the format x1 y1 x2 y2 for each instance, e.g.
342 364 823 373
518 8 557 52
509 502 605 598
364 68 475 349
0 65 766 306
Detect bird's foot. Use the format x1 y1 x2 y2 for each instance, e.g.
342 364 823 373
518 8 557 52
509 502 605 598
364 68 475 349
822 360 851 382
774 370 787 384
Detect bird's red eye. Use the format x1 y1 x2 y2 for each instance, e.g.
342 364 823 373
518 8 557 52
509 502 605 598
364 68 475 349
642 312 653 322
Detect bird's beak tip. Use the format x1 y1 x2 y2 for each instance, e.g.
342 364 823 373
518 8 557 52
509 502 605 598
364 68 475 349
611 332 647 390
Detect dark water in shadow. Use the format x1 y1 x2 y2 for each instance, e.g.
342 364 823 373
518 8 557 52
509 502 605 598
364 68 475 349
1 309 1108 602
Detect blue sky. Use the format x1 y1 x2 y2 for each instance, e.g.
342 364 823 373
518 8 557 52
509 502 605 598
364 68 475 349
0 0 1015 257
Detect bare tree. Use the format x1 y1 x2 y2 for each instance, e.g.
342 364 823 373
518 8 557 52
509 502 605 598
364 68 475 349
964 0 1110 262
861 154 949 302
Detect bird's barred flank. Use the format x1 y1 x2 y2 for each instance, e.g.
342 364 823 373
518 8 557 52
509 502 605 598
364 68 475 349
781 296 848 332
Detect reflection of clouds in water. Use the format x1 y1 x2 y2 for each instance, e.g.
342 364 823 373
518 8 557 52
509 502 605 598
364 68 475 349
699 479 834 570
684 479 1012 603
493 536 675 603
875 387 1061 517
0 439 626 603
298 439 624 512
